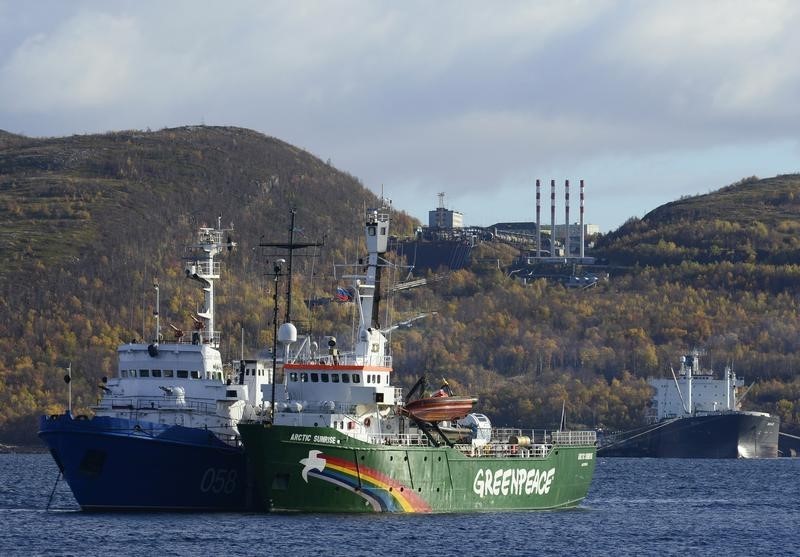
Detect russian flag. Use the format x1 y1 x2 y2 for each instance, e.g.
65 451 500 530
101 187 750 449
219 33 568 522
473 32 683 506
335 287 353 302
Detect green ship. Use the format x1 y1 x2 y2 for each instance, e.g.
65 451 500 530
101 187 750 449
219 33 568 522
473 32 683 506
238 205 596 513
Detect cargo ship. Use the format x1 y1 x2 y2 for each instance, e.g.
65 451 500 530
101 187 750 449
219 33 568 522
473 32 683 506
39 219 268 510
238 205 597 513
598 351 779 458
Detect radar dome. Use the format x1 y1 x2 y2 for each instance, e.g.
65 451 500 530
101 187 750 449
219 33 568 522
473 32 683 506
278 322 297 343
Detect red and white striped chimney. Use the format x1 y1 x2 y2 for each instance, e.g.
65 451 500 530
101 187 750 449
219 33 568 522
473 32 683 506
550 179 556 257
535 179 541 258
580 179 585 259
564 180 570 258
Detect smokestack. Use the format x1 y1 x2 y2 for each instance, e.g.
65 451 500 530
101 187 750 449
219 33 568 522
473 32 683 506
550 179 556 257
535 179 541 258
580 179 585 259
564 180 570 258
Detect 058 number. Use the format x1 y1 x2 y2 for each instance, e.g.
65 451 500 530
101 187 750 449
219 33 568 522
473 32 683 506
200 468 238 494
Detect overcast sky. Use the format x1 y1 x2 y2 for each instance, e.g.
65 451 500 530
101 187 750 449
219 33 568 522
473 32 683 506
2 1 800 231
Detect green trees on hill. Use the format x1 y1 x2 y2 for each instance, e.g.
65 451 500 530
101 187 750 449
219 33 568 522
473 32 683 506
1 128 800 444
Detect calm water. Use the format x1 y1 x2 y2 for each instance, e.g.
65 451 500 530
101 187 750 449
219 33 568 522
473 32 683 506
0 453 798 556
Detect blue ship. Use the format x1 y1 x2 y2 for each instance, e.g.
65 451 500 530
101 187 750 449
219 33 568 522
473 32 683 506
39 219 271 510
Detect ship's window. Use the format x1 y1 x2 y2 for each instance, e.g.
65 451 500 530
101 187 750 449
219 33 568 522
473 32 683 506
226 390 237 398
121 370 128 378
332 374 340 383
152 370 162 378
366 375 371 384
140 369 150 378
321 374 329 383
289 372 298 382
342 374 350 384
375 374 381 384
311 373 319 382
177 370 189 379
300 373 308 382
163 370 174 378
352 374 360 383
190 370 200 379
216 372 223 381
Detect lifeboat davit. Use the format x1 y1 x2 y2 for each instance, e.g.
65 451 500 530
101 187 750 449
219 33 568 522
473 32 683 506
401 395 478 423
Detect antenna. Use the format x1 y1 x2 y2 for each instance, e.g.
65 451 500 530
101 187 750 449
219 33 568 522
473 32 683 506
153 282 160 344
259 209 324 324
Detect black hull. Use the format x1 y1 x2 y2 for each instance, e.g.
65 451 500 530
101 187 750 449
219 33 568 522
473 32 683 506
598 412 779 458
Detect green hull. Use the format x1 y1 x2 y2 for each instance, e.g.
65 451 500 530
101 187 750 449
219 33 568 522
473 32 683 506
239 423 596 513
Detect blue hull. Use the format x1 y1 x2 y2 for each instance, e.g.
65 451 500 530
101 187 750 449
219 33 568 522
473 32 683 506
39 413 262 511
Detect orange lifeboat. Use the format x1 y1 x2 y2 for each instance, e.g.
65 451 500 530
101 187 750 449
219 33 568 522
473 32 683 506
401 395 478 423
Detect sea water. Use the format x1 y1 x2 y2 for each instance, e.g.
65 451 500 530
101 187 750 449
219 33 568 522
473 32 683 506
0 453 798 556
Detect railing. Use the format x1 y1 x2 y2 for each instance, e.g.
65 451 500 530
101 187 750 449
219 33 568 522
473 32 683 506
550 430 597 446
283 401 359 415
308 353 392 367
360 429 595 456
190 260 221 278
368 433 430 446
490 428 596 446
95 397 218 415
452 443 553 458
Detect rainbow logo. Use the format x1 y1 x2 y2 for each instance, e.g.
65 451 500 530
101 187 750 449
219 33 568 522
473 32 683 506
299 449 431 512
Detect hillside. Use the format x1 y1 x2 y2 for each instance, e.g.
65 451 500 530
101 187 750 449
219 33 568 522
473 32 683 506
598 174 800 267
0 125 417 443
1 130 799 445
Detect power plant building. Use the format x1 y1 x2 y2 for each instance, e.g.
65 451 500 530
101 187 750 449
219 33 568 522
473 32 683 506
429 206 463 229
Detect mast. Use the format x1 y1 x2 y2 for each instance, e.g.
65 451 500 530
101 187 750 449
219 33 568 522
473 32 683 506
184 216 236 348
259 209 323 324
363 206 389 329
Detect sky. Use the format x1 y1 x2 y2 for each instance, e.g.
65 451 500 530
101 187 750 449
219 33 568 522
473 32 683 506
2 1 800 232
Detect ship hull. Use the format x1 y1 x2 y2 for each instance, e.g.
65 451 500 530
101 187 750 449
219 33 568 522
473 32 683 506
239 423 596 513
39 413 260 511
597 412 779 458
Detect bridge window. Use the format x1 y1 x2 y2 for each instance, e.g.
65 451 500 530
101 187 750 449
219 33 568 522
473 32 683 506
310 373 319 382
332 374 340 383
342 374 350 384
321 374 329 383
164 370 174 378
352 374 360 383
177 370 188 379
300 373 308 382
190 371 200 379
152 370 162 378
289 372 298 382
121 370 128 378
139 369 150 378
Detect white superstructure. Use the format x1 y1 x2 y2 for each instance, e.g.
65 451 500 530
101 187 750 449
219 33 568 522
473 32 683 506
92 218 270 440
648 350 744 421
